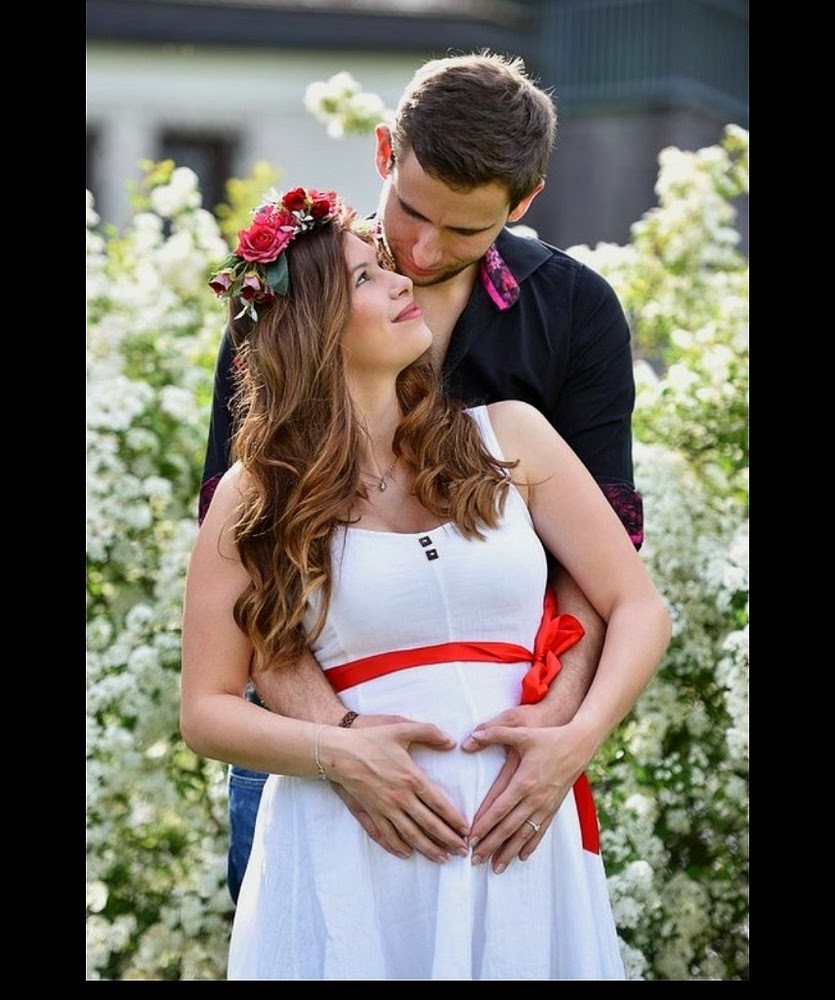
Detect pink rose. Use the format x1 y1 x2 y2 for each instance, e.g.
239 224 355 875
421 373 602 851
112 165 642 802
274 208 298 230
208 269 234 297
240 272 264 301
235 220 294 262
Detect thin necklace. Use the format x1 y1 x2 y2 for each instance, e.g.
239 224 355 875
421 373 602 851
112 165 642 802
360 456 399 492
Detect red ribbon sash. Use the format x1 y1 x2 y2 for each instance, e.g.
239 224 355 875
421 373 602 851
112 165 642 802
326 586 585 699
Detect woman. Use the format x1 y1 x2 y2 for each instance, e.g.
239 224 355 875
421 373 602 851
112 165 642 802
180 186 671 980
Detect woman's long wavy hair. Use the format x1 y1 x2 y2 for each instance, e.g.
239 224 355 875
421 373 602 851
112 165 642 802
229 217 516 672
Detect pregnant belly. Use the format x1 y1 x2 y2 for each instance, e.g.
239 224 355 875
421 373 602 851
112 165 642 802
331 659 530 821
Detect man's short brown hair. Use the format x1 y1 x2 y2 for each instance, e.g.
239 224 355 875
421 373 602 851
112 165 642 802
390 51 557 211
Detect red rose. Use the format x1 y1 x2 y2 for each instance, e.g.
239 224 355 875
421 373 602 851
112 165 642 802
282 188 308 212
310 190 338 218
235 221 294 263
310 198 333 220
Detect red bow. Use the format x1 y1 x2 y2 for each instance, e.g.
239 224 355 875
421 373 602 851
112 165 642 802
520 586 585 705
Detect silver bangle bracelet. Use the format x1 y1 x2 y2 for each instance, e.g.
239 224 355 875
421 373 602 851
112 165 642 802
313 724 328 781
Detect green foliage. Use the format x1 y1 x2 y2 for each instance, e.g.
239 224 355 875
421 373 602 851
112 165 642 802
214 159 282 247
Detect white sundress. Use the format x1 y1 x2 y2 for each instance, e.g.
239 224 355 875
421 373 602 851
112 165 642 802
227 405 626 980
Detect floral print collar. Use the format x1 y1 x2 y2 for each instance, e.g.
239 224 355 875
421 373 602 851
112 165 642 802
480 242 520 311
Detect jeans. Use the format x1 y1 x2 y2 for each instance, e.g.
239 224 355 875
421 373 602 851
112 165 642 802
227 765 268 904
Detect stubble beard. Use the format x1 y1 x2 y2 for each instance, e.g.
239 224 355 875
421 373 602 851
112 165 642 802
396 257 476 288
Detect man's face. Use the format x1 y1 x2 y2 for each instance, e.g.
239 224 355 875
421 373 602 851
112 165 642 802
376 147 514 288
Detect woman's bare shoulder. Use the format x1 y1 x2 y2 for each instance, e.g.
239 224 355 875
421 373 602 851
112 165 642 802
485 399 549 432
485 401 573 484
199 462 248 536
486 400 561 451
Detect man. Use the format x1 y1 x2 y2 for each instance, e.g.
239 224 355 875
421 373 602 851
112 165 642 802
200 52 643 903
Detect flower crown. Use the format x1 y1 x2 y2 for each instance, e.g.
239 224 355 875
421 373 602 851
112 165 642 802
209 186 344 320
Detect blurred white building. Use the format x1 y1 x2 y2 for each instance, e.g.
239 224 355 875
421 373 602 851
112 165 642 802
86 0 748 249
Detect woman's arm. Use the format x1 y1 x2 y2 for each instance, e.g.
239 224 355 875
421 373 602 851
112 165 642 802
463 400 671 870
519 402 671 745
179 467 469 860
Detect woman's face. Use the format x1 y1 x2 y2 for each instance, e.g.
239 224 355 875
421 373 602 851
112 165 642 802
340 232 433 382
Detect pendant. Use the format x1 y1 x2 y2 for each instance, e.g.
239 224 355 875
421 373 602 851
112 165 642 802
379 480 388 492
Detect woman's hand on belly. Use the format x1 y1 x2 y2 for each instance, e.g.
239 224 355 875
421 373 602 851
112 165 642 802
461 720 593 873
326 716 471 864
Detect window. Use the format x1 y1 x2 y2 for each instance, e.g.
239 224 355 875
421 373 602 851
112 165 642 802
159 129 237 214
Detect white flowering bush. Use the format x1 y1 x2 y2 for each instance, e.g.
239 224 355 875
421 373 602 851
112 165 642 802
87 164 234 980
571 125 748 980
87 117 748 979
304 71 394 138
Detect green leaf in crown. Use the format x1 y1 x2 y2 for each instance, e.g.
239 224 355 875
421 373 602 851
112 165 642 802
266 255 290 296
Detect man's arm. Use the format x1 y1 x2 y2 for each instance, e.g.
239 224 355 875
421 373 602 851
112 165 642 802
199 327 236 525
253 650 352 727
512 492 643 727
527 564 605 726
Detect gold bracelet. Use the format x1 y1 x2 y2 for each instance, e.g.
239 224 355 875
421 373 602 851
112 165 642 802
313 724 328 781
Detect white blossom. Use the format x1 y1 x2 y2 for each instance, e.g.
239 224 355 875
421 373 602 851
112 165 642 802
150 166 202 218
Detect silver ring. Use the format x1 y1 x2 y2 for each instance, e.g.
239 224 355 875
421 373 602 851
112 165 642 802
524 818 541 834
